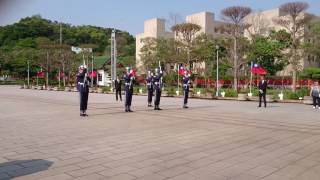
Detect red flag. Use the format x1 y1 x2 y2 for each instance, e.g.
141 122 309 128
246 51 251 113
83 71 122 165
89 71 97 78
178 66 191 76
130 69 137 77
251 64 267 75
59 72 65 78
37 71 45 78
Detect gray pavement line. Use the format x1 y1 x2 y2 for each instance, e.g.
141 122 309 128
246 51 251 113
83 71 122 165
137 110 320 135
190 110 320 130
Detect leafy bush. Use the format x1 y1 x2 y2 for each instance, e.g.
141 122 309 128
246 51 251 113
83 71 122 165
220 88 238 97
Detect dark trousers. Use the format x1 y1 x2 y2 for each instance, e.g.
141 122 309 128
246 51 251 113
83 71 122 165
80 91 89 111
148 88 153 104
154 88 161 106
125 88 133 106
184 88 189 105
259 93 266 107
116 89 122 101
313 96 320 107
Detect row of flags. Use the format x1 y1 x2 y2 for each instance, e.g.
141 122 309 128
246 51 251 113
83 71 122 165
35 62 267 79
36 71 98 78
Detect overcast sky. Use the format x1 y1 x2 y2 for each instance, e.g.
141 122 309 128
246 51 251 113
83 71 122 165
0 0 319 35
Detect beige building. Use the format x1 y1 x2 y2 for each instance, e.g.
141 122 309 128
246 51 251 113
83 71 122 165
244 8 320 76
136 12 230 74
136 10 319 75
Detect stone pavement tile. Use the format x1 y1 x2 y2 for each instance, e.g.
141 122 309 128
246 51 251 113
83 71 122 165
77 157 113 168
194 173 228 180
228 173 260 180
127 166 161 177
13 165 81 180
292 165 320 180
184 152 210 161
134 173 166 180
214 163 255 178
265 153 304 168
292 158 319 168
185 158 216 169
50 157 84 168
246 165 279 178
129 158 163 169
39 173 72 180
98 165 137 177
156 165 193 178
261 174 293 180
108 173 136 180
167 173 196 180
73 173 106 180
66 165 106 177
155 158 190 169
270 164 308 179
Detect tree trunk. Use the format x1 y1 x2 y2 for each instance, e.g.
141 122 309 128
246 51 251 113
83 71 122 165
292 70 297 92
233 37 238 91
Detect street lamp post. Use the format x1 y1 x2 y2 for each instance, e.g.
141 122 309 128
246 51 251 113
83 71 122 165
27 60 30 87
215 45 219 97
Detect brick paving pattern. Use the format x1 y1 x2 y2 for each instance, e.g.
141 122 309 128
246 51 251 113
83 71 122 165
1 86 320 180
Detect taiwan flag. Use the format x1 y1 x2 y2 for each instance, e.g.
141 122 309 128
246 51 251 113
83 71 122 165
251 63 267 75
130 69 137 77
89 71 97 78
178 65 190 76
37 71 45 78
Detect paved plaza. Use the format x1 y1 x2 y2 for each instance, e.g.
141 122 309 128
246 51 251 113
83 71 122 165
1 86 320 180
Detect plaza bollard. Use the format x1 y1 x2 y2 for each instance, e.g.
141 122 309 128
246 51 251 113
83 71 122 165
221 91 226 98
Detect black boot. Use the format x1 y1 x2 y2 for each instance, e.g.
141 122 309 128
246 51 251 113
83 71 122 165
128 106 133 112
154 105 157 110
125 105 128 112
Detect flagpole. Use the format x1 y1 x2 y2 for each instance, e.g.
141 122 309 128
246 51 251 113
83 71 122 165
177 64 179 95
250 61 253 95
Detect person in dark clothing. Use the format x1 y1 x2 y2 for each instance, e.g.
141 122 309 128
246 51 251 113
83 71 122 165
182 71 190 109
114 76 122 101
146 71 154 107
310 82 320 109
124 67 134 112
258 75 267 108
77 65 91 116
153 68 163 110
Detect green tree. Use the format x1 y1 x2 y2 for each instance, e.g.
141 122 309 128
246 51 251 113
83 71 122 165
248 31 290 75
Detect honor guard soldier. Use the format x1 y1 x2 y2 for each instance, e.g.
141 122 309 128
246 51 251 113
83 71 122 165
124 67 134 112
153 68 163 110
258 75 268 108
182 70 190 108
77 65 91 116
146 70 154 107
114 76 122 101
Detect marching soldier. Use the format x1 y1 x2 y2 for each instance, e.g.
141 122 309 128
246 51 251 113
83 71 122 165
182 70 190 108
114 76 122 101
153 68 163 110
77 65 91 116
258 75 268 108
146 70 154 107
124 67 134 112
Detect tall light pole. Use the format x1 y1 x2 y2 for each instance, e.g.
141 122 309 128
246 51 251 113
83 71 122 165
111 29 117 82
215 45 219 97
27 60 30 87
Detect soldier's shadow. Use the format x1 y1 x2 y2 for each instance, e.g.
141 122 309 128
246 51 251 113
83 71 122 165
0 159 53 179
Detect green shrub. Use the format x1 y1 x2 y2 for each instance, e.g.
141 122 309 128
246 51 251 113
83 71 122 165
220 88 238 97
